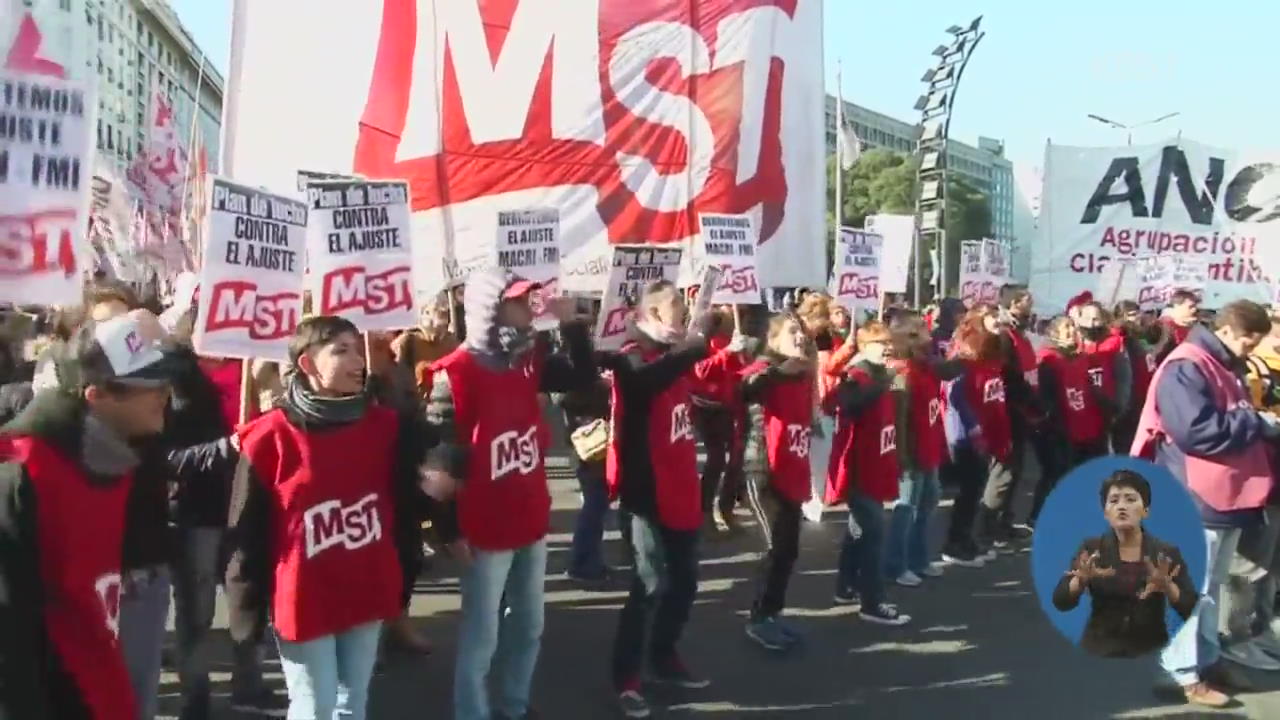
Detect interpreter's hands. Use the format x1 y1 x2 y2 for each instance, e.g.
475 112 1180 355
1068 550 1115 585
1137 554 1182 600
448 539 474 567
419 468 459 501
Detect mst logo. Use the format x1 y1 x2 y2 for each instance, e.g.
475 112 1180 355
492 426 540 479
670 403 694 443
94 572 122 639
1087 367 1104 388
786 423 810 458
1066 388 1086 412
304 494 383 559
982 378 1005 404
353 0 801 245
879 425 896 455
322 265 413 316
204 281 300 341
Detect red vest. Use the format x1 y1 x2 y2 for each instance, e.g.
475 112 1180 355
434 347 552 550
902 359 946 471
607 345 701 531
692 335 744 408
1081 337 1119 402
238 408 402 643
826 367 900 504
1006 328 1039 390
1038 348 1105 445
965 360 1013 462
743 361 813 504
16 436 135 720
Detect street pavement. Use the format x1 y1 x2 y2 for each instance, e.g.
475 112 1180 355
158 461 1280 719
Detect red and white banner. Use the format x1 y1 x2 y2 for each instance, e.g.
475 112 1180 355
194 178 308 361
126 91 194 274
305 179 415 331
1033 138 1280 310
224 0 825 301
829 228 881 316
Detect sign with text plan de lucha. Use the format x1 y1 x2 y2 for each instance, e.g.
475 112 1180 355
222 0 825 301
194 177 307 361
696 213 760 305
306 179 415 331
830 228 882 315
0 69 97 305
595 245 682 351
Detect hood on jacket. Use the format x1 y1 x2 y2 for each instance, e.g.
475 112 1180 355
2 388 137 484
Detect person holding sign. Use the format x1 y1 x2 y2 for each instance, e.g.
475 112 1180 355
421 269 596 720
167 316 455 720
604 280 717 719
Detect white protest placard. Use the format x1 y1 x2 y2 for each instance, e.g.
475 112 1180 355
978 239 1010 304
495 208 561 330
959 240 985 307
1134 256 1169 312
865 214 913 294
1097 257 1141 308
193 177 307 361
0 69 97 305
697 213 761 304
306 179 414 331
689 264 726 327
595 246 682 351
829 228 882 315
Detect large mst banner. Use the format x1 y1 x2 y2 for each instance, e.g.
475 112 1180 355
225 0 826 298
1033 138 1280 311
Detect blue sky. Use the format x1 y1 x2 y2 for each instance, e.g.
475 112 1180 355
173 0 1277 169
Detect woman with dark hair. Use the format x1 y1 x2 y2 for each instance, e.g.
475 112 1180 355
1053 470 1199 663
1111 300 1156 452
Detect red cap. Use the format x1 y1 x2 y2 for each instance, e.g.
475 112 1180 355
1066 290 1094 312
503 278 542 299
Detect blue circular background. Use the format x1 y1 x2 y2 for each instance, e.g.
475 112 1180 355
1030 455 1208 651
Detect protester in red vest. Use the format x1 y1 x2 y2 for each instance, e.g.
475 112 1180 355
1111 300 1157 452
1029 316 1108 523
1152 290 1201 364
422 269 596 720
826 322 912 626
1076 300 1130 427
169 316 456 720
0 313 180 720
605 280 717 719
991 288 1042 542
691 307 748 532
738 312 815 652
883 310 965 587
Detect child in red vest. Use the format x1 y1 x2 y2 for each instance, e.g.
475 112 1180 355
1076 300 1129 428
169 316 454 720
738 313 816 651
1030 316 1109 523
826 322 911 626
691 307 749 532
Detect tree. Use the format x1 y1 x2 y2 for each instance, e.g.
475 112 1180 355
942 177 993 296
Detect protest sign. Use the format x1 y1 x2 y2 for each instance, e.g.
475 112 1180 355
696 213 761 304
865 214 913 294
595 246 682 351
957 239 1009 307
0 69 96 305
297 169 361 193
829 229 882 315
495 208 561 330
306 180 414 331
194 177 307 361
959 241 984 307
689 264 726 328
1097 257 1141 308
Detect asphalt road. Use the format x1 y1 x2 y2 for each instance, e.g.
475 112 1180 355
155 459 1280 720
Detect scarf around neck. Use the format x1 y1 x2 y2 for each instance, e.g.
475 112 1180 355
283 375 368 426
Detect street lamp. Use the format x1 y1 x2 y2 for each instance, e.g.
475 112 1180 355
1086 112 1181 146
912 16 985 306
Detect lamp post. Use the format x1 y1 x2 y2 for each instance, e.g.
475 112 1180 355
1086 112 1181 146
912 16 985 306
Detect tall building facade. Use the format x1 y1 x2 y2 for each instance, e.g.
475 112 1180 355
824 95 1016 250
4 0 224 175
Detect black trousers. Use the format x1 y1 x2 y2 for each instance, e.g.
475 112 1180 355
744 476 801 621
694 405 744 515
944 446 986 552
1030 435 1110 523
612 514 700 688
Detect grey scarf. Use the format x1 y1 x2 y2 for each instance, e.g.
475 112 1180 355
282 375 368 426
82 413 140 477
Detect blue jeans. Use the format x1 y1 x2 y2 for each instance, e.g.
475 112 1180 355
276 620 382 720
570 461 610 578
884 469 940 578
837 492 887 608
1161 527 1239 686
119 565 172 720
455 540 547 720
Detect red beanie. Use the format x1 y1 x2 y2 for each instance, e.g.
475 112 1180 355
1066 290 1094 313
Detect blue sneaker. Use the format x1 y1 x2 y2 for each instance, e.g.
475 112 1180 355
773 617 804 644
745 617 791 652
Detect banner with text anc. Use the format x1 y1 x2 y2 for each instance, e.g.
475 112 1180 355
306 179 415 331
223 0 826 302
829 228 882 316
494 208 562 330
0 69 96 305
194 177 308 361
692 213 760 304
595 246 682 351
1033 138 1280 310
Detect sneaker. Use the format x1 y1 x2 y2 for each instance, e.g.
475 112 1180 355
1254 629 1280 659
1008 523 1033 540
894 571 923 588
745 618 792 652
980 548 998 562
178 693 211 720
833 589 861 607
1221 640 1280 671
801 497 824 523
919 563 944 578
941 550 984 568
229 686 287 718
774 617 804 644
565 568 612 586
618 689 651 718
860 603 911 626
1181 682 1230 708
712 507 732 533
649 656 711 689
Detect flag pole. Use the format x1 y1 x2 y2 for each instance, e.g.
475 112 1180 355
178 50 206 268
834 60 844 279
225 0 256 425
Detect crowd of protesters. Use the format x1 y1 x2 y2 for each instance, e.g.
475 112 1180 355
1 269 1279 719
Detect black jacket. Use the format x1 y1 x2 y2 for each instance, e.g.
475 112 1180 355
0 391 133 720
165 346 235 530
168 403 442 645
1052 531 1198 658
